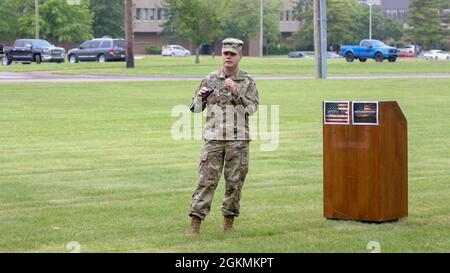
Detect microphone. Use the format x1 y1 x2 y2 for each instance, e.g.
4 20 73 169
204 75 230 98
204 86 215 98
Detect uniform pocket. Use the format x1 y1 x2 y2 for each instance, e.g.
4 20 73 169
206 92 217 104
241 151 248 166
199 151 208 169
238 84 247 96
239 151 249 181
200 151 208 161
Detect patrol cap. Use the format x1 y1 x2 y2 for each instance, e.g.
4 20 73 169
222 38 244 54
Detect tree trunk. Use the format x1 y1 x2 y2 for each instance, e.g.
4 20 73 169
195 44 202 64
125 0 134 68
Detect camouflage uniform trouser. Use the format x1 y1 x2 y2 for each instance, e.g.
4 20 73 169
189 140 250 220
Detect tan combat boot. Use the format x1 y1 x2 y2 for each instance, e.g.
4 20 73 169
187 216 202 236
223 216 236 232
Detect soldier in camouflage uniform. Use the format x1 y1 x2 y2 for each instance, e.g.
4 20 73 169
187 38 259 235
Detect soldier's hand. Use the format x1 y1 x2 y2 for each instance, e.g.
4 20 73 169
198 86 209 97
224 78 238 97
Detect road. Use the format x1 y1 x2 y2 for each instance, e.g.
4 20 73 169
2 71 450 83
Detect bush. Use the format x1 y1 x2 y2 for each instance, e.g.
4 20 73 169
145 45 161 55
437 40 449 51
264 44 297 55
390 42 406 48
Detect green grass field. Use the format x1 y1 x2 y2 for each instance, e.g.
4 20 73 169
1 78 449 252
2 55 450 76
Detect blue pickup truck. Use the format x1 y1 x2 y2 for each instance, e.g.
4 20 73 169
339 39 399 63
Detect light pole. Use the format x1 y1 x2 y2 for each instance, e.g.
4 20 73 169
35 0 39 39
314 0 327 79
361 1 373 40
369 2 372 40
260 0 263 57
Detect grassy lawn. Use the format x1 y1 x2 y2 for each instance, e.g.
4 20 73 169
1 55 450 76
0 78 449 252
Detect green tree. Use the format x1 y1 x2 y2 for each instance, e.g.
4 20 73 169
407 0 446 49
377 14 404 41
163 0 222 64
220 0 282 50
293 0 404 50
262 1 282 52
356 5 404 41
220 0 259 42
0 0 34 40
438 0 450 36
0 0 16 40
90 0 124 38
293 0 362 50
162 0 282 58
18 0 93 42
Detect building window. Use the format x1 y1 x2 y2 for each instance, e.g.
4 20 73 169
135 8 142 21
157 8 162 20
162 8 169 21
150 8 156 20
285 10 290 21
280 10 285 21
143 8 149 21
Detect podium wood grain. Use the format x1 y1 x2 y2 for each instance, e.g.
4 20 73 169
323 101 407 222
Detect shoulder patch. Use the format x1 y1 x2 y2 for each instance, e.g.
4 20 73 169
207 70 221 79
240 70 253 80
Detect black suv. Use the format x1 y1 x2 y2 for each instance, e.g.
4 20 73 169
67 38 125 63
2 39 65 65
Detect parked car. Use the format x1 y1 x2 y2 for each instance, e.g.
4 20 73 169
161 45 191 57
409 44 421 56
423 50 450 60
2 39 65 65
339 39 399 63
288 51 307 58
67 38 125 63
0 43 4 61
327 52 342 59
398 45 416 57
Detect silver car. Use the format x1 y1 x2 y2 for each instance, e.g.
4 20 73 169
423 50 450 60
161 45 191 57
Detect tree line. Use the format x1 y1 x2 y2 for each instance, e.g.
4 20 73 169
0 0 124 42
292 0 449 51
163 0 450 60
407 0 450 49
162 0 282 63
0 0 449 53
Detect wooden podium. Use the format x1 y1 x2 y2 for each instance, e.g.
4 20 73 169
323 101 407 222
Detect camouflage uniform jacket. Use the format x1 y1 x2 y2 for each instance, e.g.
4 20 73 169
190 69 259 140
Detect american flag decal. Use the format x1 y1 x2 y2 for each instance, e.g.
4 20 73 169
324 101 350 124
353 101 378 125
